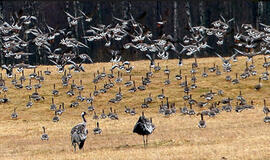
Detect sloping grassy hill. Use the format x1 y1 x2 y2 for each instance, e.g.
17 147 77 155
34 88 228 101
1 55 270 160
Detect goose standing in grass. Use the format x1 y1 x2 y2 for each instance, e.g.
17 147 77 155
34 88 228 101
157 88 165 99
26 95 33 108
44 67 51 75
11 107 18 119
175 69 182 80
197 113 206 128
50 97 56 110
52 84 59 96
254 77 262 90
71 112 88 152
133 112 155 147
263 99 270 114
41 126 49 141
232 73 239 84
93 122 102 135
25 79 32 90
52 111 60 122
100 109 107 119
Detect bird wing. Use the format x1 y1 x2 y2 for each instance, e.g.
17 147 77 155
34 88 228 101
214 52 225 61
234 48 248 56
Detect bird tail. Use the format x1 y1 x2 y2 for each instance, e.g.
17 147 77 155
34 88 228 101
79 139 85 149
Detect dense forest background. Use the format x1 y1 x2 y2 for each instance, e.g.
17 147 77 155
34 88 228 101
0 0 269 64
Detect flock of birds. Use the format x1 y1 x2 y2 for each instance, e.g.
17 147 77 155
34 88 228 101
2 5 270 152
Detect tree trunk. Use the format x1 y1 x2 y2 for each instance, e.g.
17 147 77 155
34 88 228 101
73 1 79 39
0 1 3 65
173 1 178 38
199 0 205 26
257 1 263 30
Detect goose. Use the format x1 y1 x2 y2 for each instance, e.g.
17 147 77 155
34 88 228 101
264 112 270 123
145 93 153 104
234 48 262 62
215 52 238 70
133 112 155 147
232 73 239 84
15 79 23 89
125 106 131 113
254 77 262 90
70 112 88 152
100 109 107 119
183 91 190 101
263 99 270 114
128 81 137 92
100 67 107 78
19 70 26 81
29 68 37 79
175 69 182 80
188 104 196 115
208 63 216 72
39 71 44 82
225 75 232 81
88 101 95 112
179 75 187 87
49 97 56 110
141 99 149 108
197 113 206 128
44 67 51 75
77 80 84 91
92 111 99 120
86 93 94 104
146 65 153 77
154 62 161 71
190 79 197 89
164 73 170 85
66 86 74 96
52 84 59 96
77 91 85 102
115 71 123 83
124 75 133 87
1 64 13 78
93 122 102 135
197 101 208 108
108 107 114 118
0 95 8 103
93 85 99 96
222 99 232 112
71 80 77 90
157 88 165 99
164 65 170 74
70 101 79 108
180 103 189 115
41 126 49 141
26 95 33 108
138 78 146 90
235 102 244 113
11 74 17 85
188 94 197 105
170 103 176 113
34 80 42 89
216 66 221 75
130 108 136 116
164 105 172 116
52 111 59 122
110 110 119 120
67 69 72 79
202 67 208 77
25 79 32 90
107 70 114 79
11 107 18 119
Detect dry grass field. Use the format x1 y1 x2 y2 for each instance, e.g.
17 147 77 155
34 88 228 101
1 55 270 160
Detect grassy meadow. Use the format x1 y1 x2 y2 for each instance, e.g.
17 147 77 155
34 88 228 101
1 55 270 160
